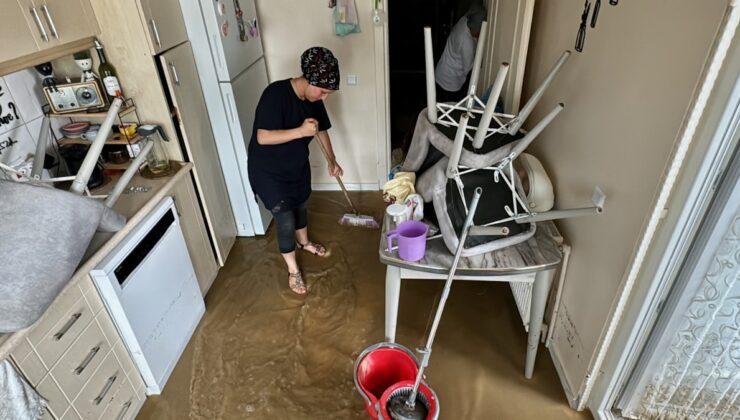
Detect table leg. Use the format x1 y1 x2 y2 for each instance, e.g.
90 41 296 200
525 268 555 379
385 265 401 343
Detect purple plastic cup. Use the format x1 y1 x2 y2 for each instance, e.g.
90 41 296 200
387 220 429 262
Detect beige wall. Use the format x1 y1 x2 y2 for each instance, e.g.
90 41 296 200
522 0 727 391
255 0 387 189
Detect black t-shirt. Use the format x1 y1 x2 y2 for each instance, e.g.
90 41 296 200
247 79 332 211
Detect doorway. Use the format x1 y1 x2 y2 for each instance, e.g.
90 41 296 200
387 0 479 160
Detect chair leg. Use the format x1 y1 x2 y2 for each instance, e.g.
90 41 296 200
424 27 437 124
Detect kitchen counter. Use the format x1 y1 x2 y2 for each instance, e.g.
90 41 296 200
0 162 194 361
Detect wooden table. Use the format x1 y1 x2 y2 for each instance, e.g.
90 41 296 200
378 218 563 379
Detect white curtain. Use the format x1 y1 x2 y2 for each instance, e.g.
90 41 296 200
622 212 740 419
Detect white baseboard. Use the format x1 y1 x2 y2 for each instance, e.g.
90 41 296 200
312 182 380 191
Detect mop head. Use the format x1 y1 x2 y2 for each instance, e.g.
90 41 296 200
386 386 430 420
338 213 380 229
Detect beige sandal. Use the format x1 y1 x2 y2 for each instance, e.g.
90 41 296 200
288 271 307 295
296 241 327 257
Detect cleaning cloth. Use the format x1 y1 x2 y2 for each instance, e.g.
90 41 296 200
334 0 360 36
0 360 47 419
383 172 416 204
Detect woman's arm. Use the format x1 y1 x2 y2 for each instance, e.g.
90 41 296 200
257 118 318 145
317 130 344 177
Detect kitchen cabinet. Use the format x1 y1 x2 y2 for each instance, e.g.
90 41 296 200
89 0 223 279
139 0 188 54
9 277 146 420
160 41 237 266
34 0 99 46
0 2 41 63
173 175 220 294
16 0 99 49
0 0 99 74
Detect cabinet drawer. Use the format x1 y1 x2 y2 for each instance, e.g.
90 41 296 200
29 286 95 368
9 337 33 363
72 351 126 419
101 379 137 420
140 0 188 54
37 373 69 419
50 320 111 401
18 349 46 387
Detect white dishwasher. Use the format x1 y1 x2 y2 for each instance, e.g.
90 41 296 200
90 196 205 395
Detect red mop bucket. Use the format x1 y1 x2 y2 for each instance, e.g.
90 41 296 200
354 342 439 419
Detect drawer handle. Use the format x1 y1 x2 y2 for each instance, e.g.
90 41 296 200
30 7 49 42
74 345 100 375
116 400 132 420
94 374 117 405
53 312 82 341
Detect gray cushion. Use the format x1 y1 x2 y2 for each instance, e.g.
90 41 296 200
0 181 125 332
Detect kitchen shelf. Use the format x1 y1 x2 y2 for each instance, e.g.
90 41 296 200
48 104 137 119
58 133 143 147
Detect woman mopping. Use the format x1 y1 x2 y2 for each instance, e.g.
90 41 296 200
247 47 343 295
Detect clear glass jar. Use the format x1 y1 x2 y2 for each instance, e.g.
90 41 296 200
136 124 170 174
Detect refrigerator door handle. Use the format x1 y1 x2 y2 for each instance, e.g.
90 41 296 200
225 93 236 123
211 34 223 72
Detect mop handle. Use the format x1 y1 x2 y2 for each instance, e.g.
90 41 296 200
314 135 359 215
407 187 483 408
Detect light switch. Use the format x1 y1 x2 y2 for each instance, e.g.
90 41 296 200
347 75 358 85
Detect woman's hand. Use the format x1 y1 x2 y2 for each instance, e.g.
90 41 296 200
328 161 344 177
298 118 319 138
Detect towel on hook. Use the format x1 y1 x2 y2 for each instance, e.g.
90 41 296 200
0 360 47 420
334 0 360 36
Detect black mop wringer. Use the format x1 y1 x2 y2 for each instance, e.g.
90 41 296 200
314 135 380 229
355 187 483 420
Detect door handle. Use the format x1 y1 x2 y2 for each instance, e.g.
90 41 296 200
41 4 59 39
30 7 49 42
150 19 162 49
169 62 181 86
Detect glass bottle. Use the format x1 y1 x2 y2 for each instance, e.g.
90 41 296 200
94 40 123 103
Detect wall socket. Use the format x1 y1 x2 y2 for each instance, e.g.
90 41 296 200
347 75 358 86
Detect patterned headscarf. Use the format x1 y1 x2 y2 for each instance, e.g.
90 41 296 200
300 47 340 90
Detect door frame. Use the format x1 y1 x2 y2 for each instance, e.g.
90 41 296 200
374 0 391 187
586 4 740 416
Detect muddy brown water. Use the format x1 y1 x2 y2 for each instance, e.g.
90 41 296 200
137 192 591 420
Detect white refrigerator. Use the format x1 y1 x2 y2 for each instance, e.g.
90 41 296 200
180 0 272 236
